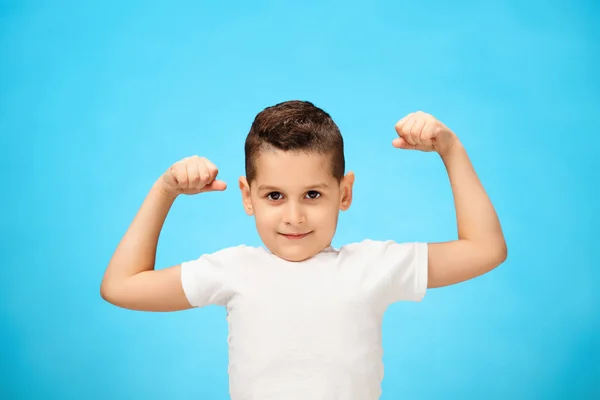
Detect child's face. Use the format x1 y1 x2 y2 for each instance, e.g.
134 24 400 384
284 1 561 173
239 149 354 262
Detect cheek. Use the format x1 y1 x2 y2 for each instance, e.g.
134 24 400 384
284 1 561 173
253 204 279 227
310 202 339 225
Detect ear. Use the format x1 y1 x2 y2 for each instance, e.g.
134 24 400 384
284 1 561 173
238 176 254 216
339 171 355 211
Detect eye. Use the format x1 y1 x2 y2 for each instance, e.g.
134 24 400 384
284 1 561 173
267 192 283 201
306 191 321 199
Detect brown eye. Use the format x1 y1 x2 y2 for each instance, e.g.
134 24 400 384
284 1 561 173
267 192 283 201
306 191 321 199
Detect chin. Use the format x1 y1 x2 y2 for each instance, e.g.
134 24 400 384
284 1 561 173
276 250 312 262
267 246 315 262
260 232 332 262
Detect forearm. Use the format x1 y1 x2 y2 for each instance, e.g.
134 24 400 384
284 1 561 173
101 181 177 290
441 141 506 258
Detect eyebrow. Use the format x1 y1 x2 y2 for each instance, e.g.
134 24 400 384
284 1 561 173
257 183 330 191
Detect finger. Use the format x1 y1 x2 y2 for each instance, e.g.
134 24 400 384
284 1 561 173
411 119 426 146
196 159 210 186
420 122 435 149
202 179 227 192
202 158 219 182
402 119 417 145
173 162 189 189
392 137 416 150
394 113 412 136
394 115 410 135
187 161 200 189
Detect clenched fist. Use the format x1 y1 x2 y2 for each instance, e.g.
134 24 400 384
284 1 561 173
393 111 458 156
158 156 227 198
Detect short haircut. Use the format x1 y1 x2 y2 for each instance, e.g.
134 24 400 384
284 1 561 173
244 100 345 185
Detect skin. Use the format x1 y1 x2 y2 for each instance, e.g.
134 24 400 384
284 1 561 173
238 149 354 262
100 111 507 312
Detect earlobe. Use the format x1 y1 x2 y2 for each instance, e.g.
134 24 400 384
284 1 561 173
339 171 355 211
238 176 254 216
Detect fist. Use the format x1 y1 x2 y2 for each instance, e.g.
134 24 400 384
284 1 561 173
393 111 458 156
159 156 227 197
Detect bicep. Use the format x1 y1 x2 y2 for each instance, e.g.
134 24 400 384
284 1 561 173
427 240 507 288
101 265 193 312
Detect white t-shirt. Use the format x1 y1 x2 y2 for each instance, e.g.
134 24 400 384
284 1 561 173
181 239 428 400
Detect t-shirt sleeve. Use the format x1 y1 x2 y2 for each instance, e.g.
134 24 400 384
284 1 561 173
180 246 244 308
343 239 428 307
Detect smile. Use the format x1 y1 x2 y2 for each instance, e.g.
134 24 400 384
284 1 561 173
279 232 312 240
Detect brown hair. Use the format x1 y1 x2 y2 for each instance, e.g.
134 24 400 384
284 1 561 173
244 100 345 185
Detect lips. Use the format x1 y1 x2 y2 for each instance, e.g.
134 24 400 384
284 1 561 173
280 232 312 239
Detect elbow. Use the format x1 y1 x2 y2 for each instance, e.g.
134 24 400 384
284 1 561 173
491 240 508 268
475 239 507 273
100 282 112 303
498 237 508 262
100 280 119 305
100 284 126 309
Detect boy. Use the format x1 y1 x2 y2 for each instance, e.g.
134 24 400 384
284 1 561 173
101 100 507 399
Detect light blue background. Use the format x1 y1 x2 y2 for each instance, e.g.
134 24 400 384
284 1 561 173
1 1 598 399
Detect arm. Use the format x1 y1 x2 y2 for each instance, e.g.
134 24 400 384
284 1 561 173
427 142 507 288
100 156 227 311
100 182 190 311
393 112 507 288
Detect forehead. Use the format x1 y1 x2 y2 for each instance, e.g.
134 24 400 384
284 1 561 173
253 149 334 187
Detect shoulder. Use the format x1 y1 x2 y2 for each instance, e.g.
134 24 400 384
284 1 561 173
183 244 268 267
340 238 418 252
337 239 429 303
338 239 427 262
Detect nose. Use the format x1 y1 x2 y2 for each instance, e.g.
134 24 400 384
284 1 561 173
283 202 305 225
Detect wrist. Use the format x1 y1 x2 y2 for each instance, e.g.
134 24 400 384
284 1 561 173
152 180 179 201
439 136 465 160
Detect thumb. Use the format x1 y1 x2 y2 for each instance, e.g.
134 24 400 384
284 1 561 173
202 179 227 192
392 137 414 150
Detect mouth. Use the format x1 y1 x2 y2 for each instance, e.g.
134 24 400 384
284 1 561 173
279 231 312 240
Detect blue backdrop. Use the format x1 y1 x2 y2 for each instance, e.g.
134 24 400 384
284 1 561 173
1 1 598 399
